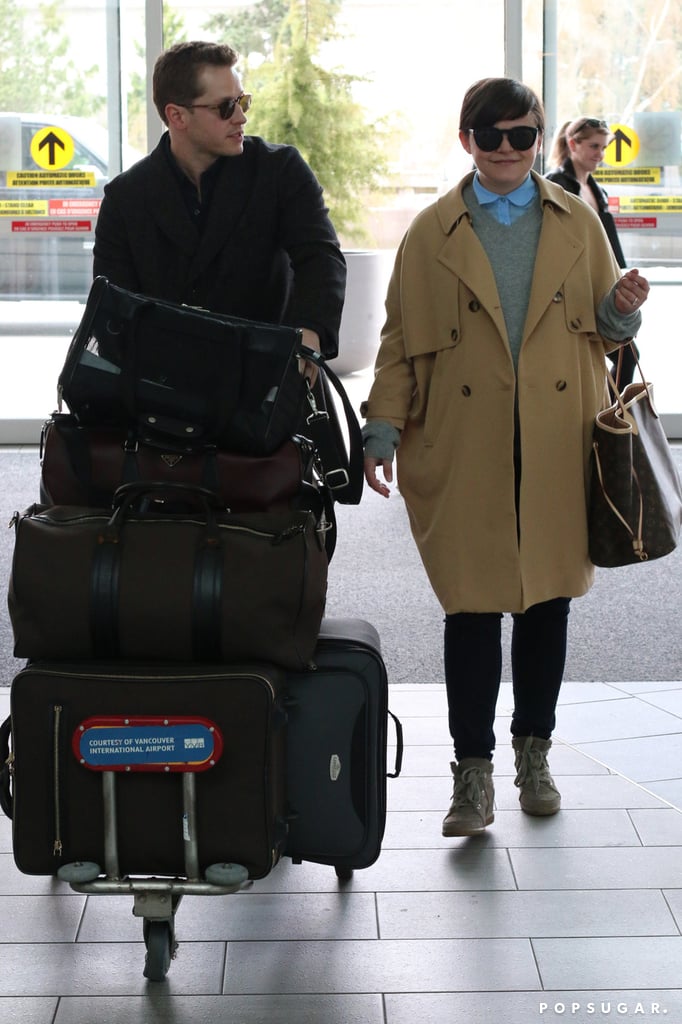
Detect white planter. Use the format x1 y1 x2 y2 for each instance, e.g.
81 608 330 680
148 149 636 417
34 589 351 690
332 249 394 376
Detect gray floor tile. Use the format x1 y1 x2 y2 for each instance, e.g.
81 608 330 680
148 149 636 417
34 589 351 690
629 806 682 844
0 815 11 854
55 993 385 1024
394 741 611 778
494 773 662 811
390 744 456 776
0 941 226 996
644 777 682 810
398 714 513 747
222 937 540 993
638 688 682 717
0 895 85 942
387 686 447 718
510 846 682 889
385 991 682 1024
557 698 682 742
78 890 379 942
615 680 682 695
555 682 628 705
576 733 682 783
0 856 74 896
384 808 641 848
395 716 455 746
663 888 682 930
0 998 58 1024
533 936 682 989
376 888 677 938
252 848 518 892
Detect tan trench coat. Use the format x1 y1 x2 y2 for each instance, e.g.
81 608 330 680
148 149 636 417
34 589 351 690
364 171 624 614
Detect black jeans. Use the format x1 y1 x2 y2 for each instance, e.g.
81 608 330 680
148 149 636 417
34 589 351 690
443 597 571 761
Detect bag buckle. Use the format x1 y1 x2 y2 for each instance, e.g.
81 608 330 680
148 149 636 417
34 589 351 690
305 382 329 425
325 467 350 491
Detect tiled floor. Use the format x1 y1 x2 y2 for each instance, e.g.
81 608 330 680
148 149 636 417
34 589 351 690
1 675 681 1023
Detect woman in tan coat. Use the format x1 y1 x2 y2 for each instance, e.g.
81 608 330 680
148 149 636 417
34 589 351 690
363 78 649 838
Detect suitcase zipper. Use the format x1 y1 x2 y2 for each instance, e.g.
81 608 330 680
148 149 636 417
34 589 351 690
52 704 63 857
28 509 308 543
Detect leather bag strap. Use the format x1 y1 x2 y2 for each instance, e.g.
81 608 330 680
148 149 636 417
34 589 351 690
300 348 364 505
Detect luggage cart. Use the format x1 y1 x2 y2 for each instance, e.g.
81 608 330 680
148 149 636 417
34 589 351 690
57 714 251 981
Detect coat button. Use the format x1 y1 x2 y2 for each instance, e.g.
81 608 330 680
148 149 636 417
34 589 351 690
450 328 459 342
569 319 581 329
461 385 472 396
552 291 563 303
555 380 567 391
468 300 480 312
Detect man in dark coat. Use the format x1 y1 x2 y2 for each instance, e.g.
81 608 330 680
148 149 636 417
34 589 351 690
93 40 346 367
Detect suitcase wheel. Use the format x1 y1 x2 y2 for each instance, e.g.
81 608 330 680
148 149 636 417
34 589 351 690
205 862 249 888
143 919 177 982
57 861 101 884
335 866 354 881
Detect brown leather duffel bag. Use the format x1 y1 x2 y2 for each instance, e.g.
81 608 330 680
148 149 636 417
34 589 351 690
8 482 328 670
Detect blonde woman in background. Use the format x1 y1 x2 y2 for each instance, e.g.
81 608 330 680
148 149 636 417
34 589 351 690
546 117 638 384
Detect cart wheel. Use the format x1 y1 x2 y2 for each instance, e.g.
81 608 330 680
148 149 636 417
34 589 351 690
57 861 101 884
335 865 353 881
143 920 175 982
205 862 249 888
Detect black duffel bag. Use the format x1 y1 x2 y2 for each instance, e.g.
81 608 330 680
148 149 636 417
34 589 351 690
57 277 308 455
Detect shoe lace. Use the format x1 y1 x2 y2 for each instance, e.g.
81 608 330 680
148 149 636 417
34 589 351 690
454 766 488 809
515 742 554 793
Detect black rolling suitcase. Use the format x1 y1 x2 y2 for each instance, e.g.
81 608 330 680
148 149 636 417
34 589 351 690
6 660 288 881
284 617 403 872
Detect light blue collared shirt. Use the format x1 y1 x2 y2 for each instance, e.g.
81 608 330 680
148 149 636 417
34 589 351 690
472 173 538 226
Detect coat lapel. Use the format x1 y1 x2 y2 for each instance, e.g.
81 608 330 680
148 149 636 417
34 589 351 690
189 143 258 279
523 199 584 342
437 217 509 342
144 141 200 258
142 137 258 279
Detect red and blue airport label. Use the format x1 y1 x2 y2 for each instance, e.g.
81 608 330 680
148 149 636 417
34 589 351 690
73 716 224 772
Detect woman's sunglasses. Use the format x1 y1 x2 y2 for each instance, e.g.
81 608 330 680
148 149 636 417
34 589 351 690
181 93 252 120
469 125 540 152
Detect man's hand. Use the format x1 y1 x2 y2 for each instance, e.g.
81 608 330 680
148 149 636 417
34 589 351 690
299 328 321 386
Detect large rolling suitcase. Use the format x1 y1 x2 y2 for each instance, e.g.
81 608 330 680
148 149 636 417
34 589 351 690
6 660 288 881
284 617 403 873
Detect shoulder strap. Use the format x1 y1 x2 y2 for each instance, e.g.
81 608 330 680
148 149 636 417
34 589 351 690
301 348 364 505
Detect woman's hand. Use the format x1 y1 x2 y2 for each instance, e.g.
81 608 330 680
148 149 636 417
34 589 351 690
615 268 650 314
364 456 393 498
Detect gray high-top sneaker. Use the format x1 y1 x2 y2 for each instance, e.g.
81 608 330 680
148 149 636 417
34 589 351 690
442 758 494 837
512 736 561 816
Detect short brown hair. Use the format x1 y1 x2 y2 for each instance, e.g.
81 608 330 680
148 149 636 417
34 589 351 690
459 77 545 133
152 41 239 124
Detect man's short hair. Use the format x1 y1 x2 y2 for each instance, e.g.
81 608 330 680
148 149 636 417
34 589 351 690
153 41 239 124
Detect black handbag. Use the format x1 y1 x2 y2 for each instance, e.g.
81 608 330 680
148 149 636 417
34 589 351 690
589 345 682 567
57 277 308 455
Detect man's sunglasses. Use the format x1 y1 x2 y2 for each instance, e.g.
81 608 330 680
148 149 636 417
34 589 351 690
181 93 252 120
469 125 540 152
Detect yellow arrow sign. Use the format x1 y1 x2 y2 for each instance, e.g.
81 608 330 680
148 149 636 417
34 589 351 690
30 126 75 171
603 125 640 168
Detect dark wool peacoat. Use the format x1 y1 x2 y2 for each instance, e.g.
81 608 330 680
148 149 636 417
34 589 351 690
93 134 347 357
